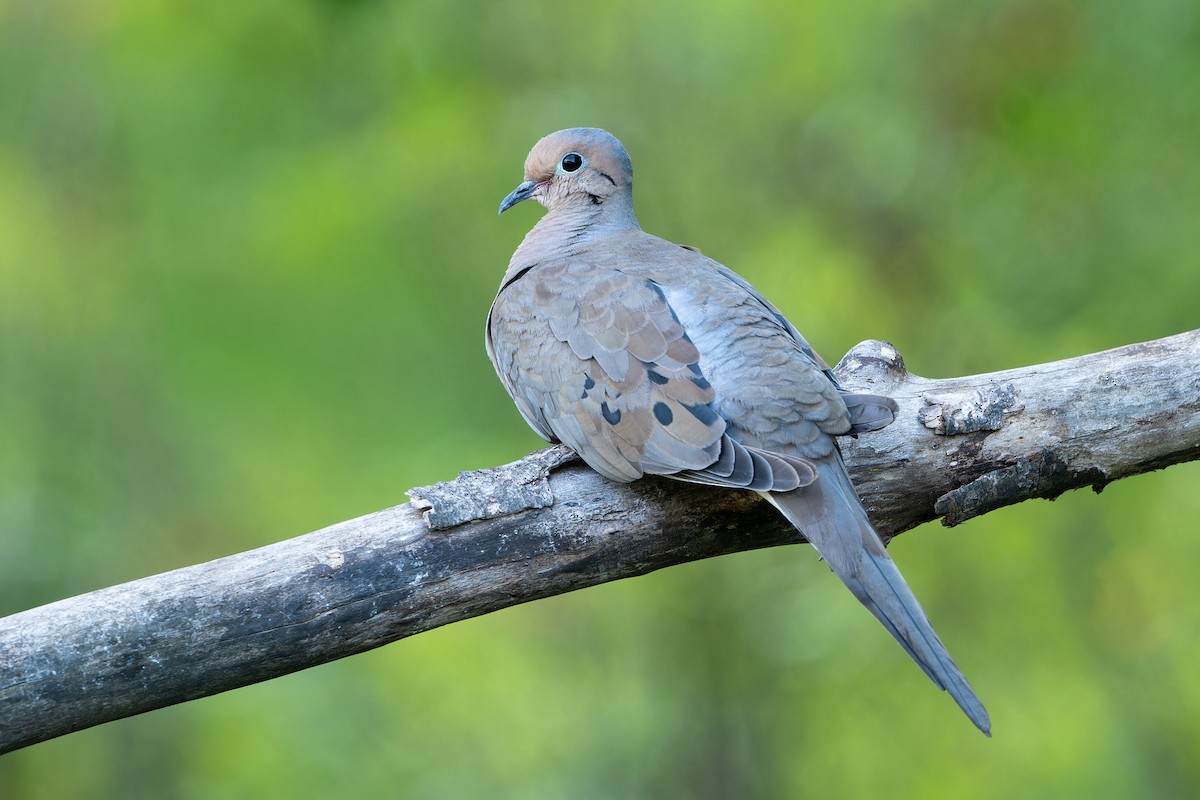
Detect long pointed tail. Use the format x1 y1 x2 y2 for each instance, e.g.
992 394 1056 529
765 456 990 736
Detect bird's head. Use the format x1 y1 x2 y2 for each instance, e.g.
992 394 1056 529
499 128 634 215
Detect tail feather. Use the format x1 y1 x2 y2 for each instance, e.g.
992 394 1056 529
764 456 991 736
840 391 900 434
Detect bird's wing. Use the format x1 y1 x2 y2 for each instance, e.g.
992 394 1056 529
708 263 899 435
487 258 817 492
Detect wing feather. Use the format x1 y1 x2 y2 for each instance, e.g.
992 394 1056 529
487 258 836 492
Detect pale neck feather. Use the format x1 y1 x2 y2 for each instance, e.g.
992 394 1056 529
502 189 640 283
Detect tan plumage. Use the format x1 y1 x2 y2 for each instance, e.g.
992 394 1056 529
488 128 989 734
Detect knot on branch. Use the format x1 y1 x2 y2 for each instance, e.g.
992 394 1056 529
834 339 908 389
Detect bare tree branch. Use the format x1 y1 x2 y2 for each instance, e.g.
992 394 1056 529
2 330 1197 754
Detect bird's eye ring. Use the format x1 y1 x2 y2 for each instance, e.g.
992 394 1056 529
560 152 584 173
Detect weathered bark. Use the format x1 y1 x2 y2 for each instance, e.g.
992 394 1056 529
1 331 1197 754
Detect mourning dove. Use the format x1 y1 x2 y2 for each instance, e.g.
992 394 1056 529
488 128 989 734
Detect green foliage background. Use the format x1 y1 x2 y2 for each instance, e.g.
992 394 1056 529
3 1 1199 797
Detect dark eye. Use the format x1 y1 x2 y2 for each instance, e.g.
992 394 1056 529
560 152 584 172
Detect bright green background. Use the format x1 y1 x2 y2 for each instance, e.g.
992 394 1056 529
3 1 1199 798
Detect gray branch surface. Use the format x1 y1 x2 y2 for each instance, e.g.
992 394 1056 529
2 331 1198 754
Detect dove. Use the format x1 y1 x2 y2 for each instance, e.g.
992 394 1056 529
487 127 989 734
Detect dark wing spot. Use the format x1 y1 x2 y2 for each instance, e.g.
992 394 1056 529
583 375 596 390
647 369 669 385
684 403 720 425
601 401 621 425
691 376 711 391
687 363 703 376
653 402 674 426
